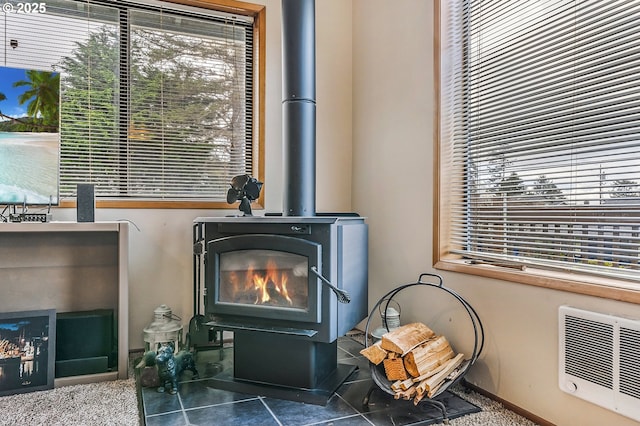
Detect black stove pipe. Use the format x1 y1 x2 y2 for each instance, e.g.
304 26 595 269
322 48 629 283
282 0 316 216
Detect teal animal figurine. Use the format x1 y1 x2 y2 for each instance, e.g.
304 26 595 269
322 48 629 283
136 344 199 395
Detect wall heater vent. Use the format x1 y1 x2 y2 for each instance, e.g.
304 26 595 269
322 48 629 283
559 306 640 422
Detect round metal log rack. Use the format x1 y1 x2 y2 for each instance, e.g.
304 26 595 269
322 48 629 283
362 273 485 423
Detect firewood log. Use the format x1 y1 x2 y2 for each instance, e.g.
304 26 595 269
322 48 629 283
426 380 446 398
383 357 408 381
380 322 435 356
415 377 430 396
403 336 454 377
360 341 387 365
406 346 454 377
390 380 404 392
393 386 416 400
421 353 465 393
412 363 449 385
398 377 415 391
402 386 417 400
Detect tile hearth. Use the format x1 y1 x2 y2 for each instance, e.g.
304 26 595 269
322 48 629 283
138 336 480 426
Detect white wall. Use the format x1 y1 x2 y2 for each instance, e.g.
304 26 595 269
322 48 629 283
351 1 640 426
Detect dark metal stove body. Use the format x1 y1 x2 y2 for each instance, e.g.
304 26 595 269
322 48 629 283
193 215 368 404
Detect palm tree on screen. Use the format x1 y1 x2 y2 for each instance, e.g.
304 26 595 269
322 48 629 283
13 70 60 131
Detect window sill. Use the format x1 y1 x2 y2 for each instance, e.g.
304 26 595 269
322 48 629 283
435 257 640 305
59 199 265 210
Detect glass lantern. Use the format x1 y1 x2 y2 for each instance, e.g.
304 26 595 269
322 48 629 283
143 304 183 353
371 300 402 341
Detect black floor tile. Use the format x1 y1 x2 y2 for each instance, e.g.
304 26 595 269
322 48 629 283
337 337 368 359
338 354 372 382
178 379 258 410
262 393 359 426
302 414 374 426
186 399 280 426
145 411 188 426
141 386 183 416
138 336 481 426
336 379 381 413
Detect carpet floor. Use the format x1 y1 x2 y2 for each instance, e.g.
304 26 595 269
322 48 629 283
0 378 139 426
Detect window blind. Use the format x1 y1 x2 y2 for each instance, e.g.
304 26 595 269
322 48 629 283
1 0 255 203
442 0 640 281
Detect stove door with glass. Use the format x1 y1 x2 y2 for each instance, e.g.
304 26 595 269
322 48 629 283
205 234 322 324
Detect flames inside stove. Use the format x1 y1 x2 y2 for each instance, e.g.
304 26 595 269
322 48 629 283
219 249 309 310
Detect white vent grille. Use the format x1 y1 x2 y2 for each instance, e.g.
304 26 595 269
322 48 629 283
559 306 640 422
620 327 640 400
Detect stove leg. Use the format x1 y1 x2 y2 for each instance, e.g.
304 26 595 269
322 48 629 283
234 331 338 389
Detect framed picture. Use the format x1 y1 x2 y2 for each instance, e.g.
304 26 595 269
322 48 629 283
0 309 56 396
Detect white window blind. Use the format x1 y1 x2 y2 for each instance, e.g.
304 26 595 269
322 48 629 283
441 0 640 281
1 0 255 203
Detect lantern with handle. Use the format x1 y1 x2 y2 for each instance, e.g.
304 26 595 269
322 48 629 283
143 304 183 352
371 299 401 341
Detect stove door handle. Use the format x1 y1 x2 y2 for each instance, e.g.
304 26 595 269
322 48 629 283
310 266 351 304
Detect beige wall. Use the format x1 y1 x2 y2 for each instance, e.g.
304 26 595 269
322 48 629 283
351 1 640 426
48 0 640 424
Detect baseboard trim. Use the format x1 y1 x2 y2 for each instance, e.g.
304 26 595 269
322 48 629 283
462 380 555 426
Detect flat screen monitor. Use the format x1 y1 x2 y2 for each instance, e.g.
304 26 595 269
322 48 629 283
0 65 60 206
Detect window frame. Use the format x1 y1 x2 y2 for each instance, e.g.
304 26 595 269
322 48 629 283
56 0 266 210
434 0 640 305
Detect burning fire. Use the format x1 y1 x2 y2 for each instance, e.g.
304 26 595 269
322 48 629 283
246 260 293 305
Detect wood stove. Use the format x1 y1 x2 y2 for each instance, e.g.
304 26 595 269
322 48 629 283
191 0 368 405
193 215 367 404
